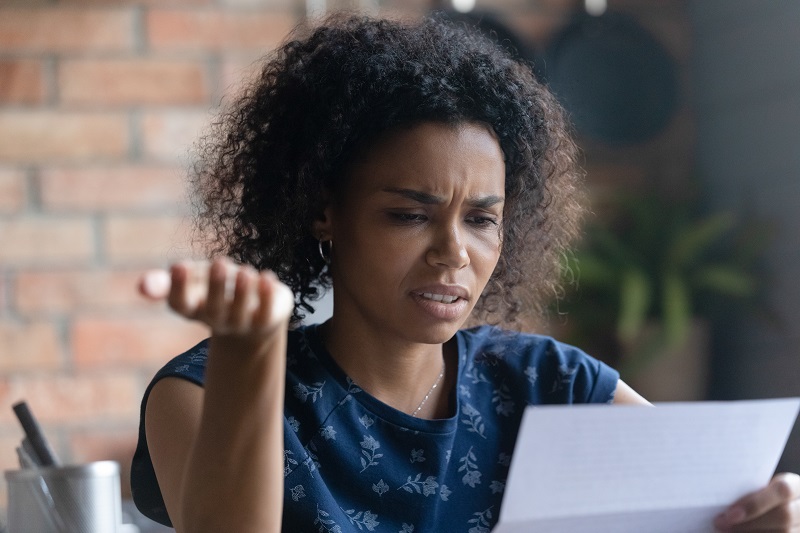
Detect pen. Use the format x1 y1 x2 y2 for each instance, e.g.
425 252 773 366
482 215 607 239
12 401 60 467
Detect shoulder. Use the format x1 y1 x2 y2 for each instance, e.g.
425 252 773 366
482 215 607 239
131 339 211 527
149 338 211 388
131 329 309 526
458 325 581 365
147 328 310 388
457 325 619 404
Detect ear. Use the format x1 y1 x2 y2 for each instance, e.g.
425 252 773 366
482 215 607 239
312 204 334 242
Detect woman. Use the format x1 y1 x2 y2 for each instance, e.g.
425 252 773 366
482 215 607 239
130 14 799 533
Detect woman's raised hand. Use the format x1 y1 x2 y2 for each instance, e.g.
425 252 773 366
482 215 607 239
140 258 292 532
715 472 800 532
139 258 294 337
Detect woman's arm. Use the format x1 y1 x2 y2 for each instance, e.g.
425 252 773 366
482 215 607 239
611 379 652 405
141 259 293 533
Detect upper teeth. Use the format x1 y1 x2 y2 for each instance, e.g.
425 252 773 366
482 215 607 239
421 293 458 304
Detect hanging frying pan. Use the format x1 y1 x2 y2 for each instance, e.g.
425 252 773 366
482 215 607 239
543 7 679 145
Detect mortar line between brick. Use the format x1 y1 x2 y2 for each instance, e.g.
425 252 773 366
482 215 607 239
43 54 58 107
93 212 107 266
207 53 223 109
129 108 142 161
1 268 14 319
132 5 146 55
56 315 74 374
27 165 43 213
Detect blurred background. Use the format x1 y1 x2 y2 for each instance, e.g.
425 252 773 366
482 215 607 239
0 0 799 526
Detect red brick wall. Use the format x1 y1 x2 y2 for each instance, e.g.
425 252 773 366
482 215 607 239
0 0 690 511
0 0 302 507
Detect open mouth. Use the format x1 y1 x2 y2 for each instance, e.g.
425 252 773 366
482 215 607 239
419 292 460 304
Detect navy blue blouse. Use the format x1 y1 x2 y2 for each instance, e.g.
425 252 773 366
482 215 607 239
131 325 619 532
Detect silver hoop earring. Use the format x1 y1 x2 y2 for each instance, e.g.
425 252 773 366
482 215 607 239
318 239 332 265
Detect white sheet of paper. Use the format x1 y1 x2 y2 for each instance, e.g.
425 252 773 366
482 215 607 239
493 398 800 533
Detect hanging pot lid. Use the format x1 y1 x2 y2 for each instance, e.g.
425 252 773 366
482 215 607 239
543 9 679 145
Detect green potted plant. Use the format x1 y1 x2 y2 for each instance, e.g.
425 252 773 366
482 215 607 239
556 191 769 399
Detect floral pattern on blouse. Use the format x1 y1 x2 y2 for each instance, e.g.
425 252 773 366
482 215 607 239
131 325 619 531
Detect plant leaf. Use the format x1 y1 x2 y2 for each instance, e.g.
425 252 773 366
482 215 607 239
692 265 756 297
668 213 734 268
591 224 641 266
570 254 618 288
617 268 651 344
662 273 691 347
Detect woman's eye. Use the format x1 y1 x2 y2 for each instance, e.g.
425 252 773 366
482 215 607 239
467 215 499 227
389 212 427 223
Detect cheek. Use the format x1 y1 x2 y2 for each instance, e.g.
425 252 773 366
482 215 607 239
341 232 417 281
481 246 502 278
468 238 502 284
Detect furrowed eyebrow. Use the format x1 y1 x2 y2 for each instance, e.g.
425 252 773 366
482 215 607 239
381 187 504 209
470 195 505 209
381 187 442 205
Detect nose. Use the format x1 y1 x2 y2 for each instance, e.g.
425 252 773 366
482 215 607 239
426 221 469 269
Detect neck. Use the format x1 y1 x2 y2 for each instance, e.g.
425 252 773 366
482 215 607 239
319 318 455 418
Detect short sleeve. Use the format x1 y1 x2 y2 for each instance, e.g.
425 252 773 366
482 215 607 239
130 339 210 526
460 326 619 406
537 338 619 404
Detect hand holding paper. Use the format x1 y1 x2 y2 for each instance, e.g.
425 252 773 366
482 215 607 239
493 398 800 533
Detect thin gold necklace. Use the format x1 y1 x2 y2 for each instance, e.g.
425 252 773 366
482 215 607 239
411 359 445 417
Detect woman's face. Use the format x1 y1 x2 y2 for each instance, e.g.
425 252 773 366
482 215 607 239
322 121 505 345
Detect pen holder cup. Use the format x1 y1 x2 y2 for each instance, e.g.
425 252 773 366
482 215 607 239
4 460 122 533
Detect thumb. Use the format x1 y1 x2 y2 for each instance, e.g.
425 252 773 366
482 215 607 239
270 278 295 323
139 269 172 300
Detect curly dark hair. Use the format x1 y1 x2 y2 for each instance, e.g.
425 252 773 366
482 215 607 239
191 12 583 327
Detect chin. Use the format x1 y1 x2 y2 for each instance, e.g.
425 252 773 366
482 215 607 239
402 320 466 346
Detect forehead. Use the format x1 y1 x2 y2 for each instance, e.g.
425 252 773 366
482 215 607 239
345 121 506 197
